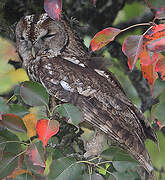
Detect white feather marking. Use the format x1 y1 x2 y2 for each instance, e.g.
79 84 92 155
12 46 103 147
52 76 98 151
50 79 59 85
60 80 74 92
44 64 52 70
79 63 85 67
100 125 109 133
78 87 96 97
37 13 48 25
49 71 54 75
94 69 109 79
25 15 33 21
64 57 85 67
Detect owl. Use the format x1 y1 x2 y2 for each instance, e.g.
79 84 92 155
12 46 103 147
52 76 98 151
16 13 157 179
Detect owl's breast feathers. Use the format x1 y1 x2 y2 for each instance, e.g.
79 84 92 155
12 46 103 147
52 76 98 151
29 55 157 174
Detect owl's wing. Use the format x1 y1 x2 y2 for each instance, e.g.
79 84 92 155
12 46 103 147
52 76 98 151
37 56 157 173
40 57 155 137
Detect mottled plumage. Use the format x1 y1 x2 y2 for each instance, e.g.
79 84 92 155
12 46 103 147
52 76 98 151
16 13 157 179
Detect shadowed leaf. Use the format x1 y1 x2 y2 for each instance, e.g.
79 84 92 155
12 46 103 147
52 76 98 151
0 152 18 179
0 129 20 154
101 146 138 163
122 35 143 70
26 143 45 175
9 104 29 117
112 171 140 180
113 161 138 172
152 89 165 126
20 81 49 107
0 136 6 160
26 144 45 168
0 97 9 116
1 114 26 133
56 103 82 126
48 157 86 179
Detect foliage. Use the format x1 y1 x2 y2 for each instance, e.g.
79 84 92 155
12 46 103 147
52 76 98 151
0 0 165 179
90 13 165 89
0 80 141 179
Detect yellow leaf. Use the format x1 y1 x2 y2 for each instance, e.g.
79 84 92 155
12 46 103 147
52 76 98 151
8 68 29 83
0 68 29 94
23 113 38 137
0 37 19 61
7 169 30 178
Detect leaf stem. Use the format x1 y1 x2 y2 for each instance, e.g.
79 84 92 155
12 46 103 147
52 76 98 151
97 160 112 165
6 95 16 104
121 22 151 32
0 140 29 146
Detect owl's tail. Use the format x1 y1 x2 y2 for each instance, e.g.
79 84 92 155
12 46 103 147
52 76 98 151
73 95 156 180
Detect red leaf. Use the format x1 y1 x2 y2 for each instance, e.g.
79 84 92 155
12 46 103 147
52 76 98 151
146 36 165 53
157 120 162 129
143 24 165 54
155 54 165 80
26 144 45 168
139 48 157 66
0 112 2 120
26 144 45 175
155 6 165 20
92 0 97 6
44 0 62 21
36 119 59 148
90 27 121 51
122 35 143 70
141 62 158 86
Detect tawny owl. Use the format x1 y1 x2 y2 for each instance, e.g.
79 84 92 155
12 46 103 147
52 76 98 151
15 13 157 179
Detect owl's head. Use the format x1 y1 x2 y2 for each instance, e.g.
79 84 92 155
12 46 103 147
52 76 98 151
16 13 68 68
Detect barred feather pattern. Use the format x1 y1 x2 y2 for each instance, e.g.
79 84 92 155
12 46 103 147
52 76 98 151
16 13 157 179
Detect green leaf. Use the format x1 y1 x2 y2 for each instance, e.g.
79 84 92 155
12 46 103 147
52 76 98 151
30 106 48 119
56 103 82 126
112 171 140 180
152 89 165 126
146 131 165 179
0 136 6 160
101 146 138 163
9 104 29 117
20 81 49 106
48 148 64 160
48 157 86 180
0 129 21 154
0 97 9 114
1 114 26 133
0 152 18 179
91 173 105 180
113 161 138 172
